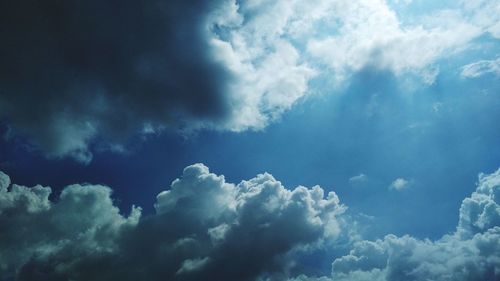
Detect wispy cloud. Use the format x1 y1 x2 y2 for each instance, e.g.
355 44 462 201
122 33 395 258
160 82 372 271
461 58 500 78
349 174 368 185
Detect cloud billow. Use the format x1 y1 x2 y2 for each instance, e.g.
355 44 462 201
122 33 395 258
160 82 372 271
0 164 344 281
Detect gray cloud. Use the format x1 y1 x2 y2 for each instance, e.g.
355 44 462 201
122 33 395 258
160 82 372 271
0 164 345 281
0 0 233 163
0 0 316 163
2 166 499 281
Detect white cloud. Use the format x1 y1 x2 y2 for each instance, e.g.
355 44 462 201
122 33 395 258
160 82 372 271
306 0 482 83
389 178 410 190
349 174 368 185
461 58 500 78
207 0 319 131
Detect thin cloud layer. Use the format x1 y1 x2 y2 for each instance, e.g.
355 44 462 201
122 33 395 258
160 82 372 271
0 164 345 281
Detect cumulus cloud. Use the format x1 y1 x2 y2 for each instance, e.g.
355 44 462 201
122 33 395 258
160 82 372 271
290 167 500 281
461 58 500 78
0 164 345 281
0 171 141 279
2 165 499 281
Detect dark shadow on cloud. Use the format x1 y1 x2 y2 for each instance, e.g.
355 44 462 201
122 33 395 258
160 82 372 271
0 0 232 162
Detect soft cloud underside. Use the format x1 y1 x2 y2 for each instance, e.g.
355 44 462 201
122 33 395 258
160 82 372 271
1 0 499 162
1 165 499 281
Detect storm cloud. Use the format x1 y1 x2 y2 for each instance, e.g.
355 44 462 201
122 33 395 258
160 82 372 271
0 164 344 281
0 0 315 163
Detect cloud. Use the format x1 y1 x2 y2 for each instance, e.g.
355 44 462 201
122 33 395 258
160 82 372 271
1 0 498 163
291 167 500 281
0 0 315 163
2 165 499 281
306 0 482 83
0 164 345 281
349 174 368 185
389 178 410 190
461 58 500 78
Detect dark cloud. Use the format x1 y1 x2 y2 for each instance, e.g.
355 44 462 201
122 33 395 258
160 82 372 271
0 164 344 281
0 0 232 162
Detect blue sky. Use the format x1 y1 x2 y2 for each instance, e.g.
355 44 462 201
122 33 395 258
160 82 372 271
1 1 499 281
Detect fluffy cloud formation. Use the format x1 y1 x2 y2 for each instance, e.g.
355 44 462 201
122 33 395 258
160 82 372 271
0 164 344 281
291 167 500 281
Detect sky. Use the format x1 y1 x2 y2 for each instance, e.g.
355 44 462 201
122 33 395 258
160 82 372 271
0 0 499 281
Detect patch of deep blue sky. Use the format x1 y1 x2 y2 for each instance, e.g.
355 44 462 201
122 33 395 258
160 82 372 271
1 9 499 242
